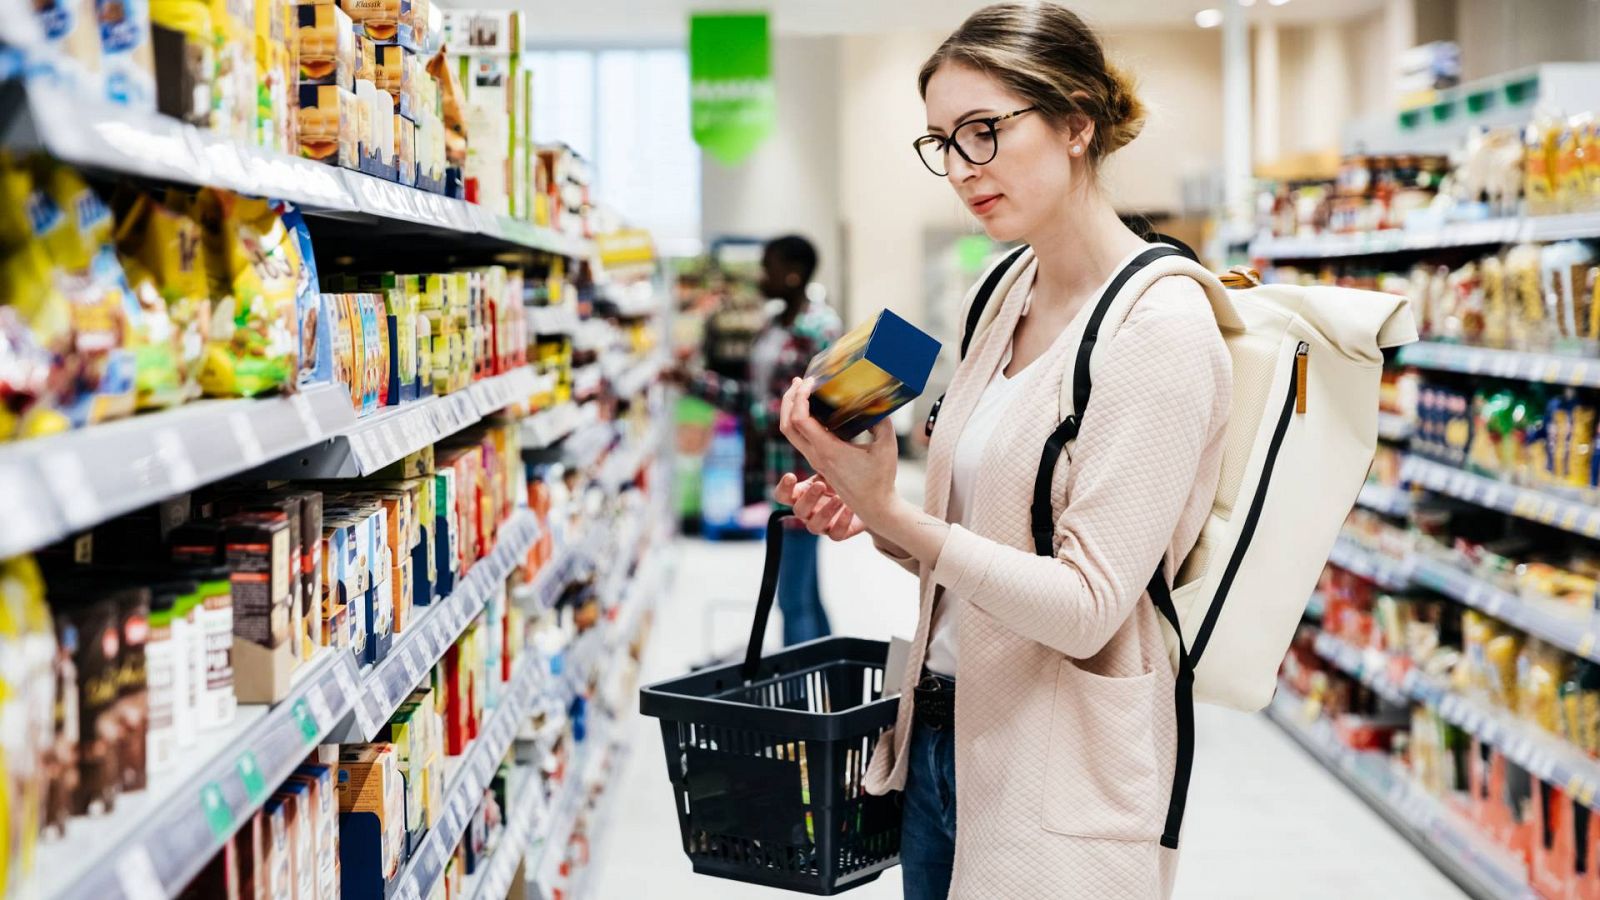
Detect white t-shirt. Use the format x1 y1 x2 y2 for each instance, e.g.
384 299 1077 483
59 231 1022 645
924 341 1033 678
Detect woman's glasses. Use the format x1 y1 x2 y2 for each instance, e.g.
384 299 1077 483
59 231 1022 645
912 107 1038 177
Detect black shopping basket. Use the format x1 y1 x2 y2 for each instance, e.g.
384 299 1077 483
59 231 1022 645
639 510 902 895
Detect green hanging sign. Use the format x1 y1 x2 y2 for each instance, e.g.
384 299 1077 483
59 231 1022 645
689 13 776 166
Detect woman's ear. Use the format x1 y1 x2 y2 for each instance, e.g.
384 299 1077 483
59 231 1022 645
1063 110 1095 156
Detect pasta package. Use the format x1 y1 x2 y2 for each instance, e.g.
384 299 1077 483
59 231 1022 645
804 310 940 440
194 190 302 397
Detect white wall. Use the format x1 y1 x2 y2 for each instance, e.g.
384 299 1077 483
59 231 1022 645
698 35 845 304
837 29 967 329
1456 0 1600 80
1099 27 1226 213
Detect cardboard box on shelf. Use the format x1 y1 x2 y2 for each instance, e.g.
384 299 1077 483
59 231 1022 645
395 114 416 188
297 84 358 168
295 0 354 90
441 9 520 55
226 511 295 703
373 44 413 118
97 0 157 109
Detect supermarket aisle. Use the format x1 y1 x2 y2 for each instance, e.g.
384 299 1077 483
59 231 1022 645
593 477 1466 899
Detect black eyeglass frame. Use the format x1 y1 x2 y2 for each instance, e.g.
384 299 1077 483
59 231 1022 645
912 106 1039 177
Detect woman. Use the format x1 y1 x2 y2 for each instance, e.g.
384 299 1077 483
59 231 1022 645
776 4 1232 898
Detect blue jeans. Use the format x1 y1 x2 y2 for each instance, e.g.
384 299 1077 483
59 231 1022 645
901 720 958 900
777 527 830 645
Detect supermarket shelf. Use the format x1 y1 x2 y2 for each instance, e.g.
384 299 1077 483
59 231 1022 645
512 522 599 614
396 655 546 900
612 353 667 401
1402 455 1600 539
1357 482 1414 518
572 363 605 399
1398 342 1600 390
520 402 585 450
1377 412 1414 443
1265 688 1536 900
1327 536 1415 592
15 78 594 260
252 367 539 479
1249 212 1600 261
527 305 581 337
463 767 546 900
1409 555 1600 667
0 383 351 560
40 647 363 900
1312 632 1600 818
563 420 617 473
331 509 540 743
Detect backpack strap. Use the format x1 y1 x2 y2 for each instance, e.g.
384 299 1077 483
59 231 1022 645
925 244 1031 438
1024 242 1198 851
1027 245 1183 556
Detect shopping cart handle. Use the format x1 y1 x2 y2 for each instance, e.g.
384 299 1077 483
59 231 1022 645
741 508 793 682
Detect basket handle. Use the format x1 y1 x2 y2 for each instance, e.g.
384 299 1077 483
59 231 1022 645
742 508 792 682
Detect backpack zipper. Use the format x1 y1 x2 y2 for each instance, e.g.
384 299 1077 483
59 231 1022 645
1295 343 1309 414
1188 342 1304 662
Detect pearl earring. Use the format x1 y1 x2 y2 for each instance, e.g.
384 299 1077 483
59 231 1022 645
1071 145 1082 156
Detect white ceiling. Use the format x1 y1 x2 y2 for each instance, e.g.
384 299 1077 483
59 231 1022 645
456 0 1388 45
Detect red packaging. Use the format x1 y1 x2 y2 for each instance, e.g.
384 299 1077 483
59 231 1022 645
1533 780 1581 900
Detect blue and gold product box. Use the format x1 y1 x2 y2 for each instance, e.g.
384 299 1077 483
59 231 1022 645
805 310 940 440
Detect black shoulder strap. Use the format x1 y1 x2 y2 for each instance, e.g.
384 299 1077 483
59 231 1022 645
925 243 1030 438
960 244 1030 359
1022 243 1194 851
1028 245 1181 556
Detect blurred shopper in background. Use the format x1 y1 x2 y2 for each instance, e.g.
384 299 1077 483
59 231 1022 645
689 235 841 644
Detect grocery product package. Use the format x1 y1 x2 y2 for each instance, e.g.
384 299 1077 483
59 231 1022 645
276 203 330 389
803 310 940 440
150 0 216 127
0 159 145 437
96 0 157 109
193 190 302 397
112 188 212 409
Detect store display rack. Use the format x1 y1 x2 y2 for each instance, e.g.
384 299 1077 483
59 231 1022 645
1328 536 1414 593
1408 556 1600 668
1312 632 1600 819
252 367 544 480
8 78 594 260
332 509 542 742
462 768 544 900
1401 455 1600 540
42 646 361 900
520 402 587 451
1250 213 1600 261
1266 688 1539 900
396 656 548 900
612 353 668 402
0 367 544 559
527 305 582 337
1357 481 1414 519
1399 342 1600 391
38 500 544 900
1378 412 1414 443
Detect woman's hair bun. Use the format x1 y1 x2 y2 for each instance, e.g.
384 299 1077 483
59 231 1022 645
1102 64 1146 154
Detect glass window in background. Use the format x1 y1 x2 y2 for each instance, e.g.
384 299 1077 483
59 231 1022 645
526 48 703 257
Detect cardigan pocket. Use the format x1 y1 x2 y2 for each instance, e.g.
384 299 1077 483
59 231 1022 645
1040 660 1164 841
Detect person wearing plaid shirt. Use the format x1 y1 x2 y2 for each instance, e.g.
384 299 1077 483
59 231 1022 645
690 235 840 644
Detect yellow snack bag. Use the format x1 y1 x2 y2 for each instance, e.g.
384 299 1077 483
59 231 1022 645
113 190 212 407
194 190 301 397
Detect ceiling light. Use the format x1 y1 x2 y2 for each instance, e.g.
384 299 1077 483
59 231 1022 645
1269 0 1291 5
1238 0 1256 6
1195 7 1223 27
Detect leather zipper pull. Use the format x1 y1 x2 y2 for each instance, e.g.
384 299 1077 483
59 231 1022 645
1295 343 1309 414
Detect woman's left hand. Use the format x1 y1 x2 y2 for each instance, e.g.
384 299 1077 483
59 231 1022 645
778 378 900 528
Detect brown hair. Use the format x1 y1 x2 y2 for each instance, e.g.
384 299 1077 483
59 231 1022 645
918 3 1145 161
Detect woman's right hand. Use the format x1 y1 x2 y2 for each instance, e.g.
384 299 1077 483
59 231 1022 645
776 473 867 542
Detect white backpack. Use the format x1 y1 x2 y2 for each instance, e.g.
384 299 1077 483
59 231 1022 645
928 241 1417 848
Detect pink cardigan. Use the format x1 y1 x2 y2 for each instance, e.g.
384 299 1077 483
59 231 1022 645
864 260 1232 898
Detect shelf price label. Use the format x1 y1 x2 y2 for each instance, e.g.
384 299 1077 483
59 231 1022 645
292 698 320 744
200 781 234 840
237 750 267 804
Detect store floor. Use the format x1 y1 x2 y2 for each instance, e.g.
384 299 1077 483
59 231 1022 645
593 473 1467 899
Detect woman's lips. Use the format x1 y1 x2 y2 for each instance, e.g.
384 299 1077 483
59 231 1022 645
969 194 1002 215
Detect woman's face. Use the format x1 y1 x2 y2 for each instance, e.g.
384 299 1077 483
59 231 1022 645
922 63 1086 243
